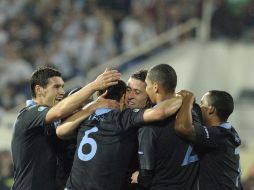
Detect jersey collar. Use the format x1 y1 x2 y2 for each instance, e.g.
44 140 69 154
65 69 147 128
26 99 37 107
219 122 231 129
89 108 112 120
95 108 112 116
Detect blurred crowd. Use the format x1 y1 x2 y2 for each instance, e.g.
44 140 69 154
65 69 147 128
0 0 201 113
0 0 253 112
211 0 254 39
0 150 13 190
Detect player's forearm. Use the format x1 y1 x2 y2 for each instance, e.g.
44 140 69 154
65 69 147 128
46 69 120 122
49 83 96 120
143 96 182 122
56 104 95 139
175 100 194 137
161 96 182 118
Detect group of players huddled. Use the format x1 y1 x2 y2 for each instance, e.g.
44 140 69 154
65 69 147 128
11 64 242 190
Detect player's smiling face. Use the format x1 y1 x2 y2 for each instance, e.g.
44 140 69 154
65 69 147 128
125 77 149 109
40 76 65 107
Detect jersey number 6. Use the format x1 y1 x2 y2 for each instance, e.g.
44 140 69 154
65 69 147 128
78 127 98 161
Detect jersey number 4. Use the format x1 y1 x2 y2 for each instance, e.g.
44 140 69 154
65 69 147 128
78 127 98 161
181 145 198 166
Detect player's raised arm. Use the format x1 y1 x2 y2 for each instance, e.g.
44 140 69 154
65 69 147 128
142 95 182 122
56 92 120 139
175 90 197 141
46 69 121 123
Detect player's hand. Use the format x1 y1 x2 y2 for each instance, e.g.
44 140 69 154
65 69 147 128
177 90 195 104
92 68 121 90
131 171 139 184
94 91 120 110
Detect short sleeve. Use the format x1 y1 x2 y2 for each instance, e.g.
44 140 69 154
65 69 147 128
105 108 146 132
21 105 50 130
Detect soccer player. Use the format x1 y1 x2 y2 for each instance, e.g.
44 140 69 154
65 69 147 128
55 87 93 190
11 67 120 190
57 80 182 190
135 64 201 190
125 70 152 190
175 90 242 190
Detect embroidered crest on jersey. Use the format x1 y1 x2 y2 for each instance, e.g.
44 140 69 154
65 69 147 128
54 120 61 128
38 106 47 112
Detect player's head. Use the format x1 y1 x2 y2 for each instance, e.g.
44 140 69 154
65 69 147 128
125 70 152 109
30 66 65 106
97 80 127 110
145 64 177 103
200 90 234 126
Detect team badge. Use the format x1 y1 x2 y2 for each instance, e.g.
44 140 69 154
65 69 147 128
38 106 47 112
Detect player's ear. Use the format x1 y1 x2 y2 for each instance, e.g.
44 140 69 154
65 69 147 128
35 85 43 97
153 82 158 93
208 106 216 115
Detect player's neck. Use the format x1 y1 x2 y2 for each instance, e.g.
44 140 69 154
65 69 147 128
156 92 176 103
32 98 41 105
207 117 223 127
32 98 48 106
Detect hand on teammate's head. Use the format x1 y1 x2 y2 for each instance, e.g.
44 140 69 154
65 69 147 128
177 90 195 104
93 68 121 90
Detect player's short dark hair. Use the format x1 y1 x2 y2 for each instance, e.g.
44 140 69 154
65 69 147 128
147 64 177 93
131 70 147 82
97 80 126 102
30 67 62 98
207 90 234 122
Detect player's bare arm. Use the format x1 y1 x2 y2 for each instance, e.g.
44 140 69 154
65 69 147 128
175 90 196 141
45 69 121 123
56 92 120 139
143 95 182 122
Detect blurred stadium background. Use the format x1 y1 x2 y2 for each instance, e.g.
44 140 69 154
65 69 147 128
0 0 254 189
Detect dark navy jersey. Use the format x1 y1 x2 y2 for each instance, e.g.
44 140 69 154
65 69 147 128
138 108 201 190
55 137 77 190
66 108 145 190
11 104 58 190
194 122 242 190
